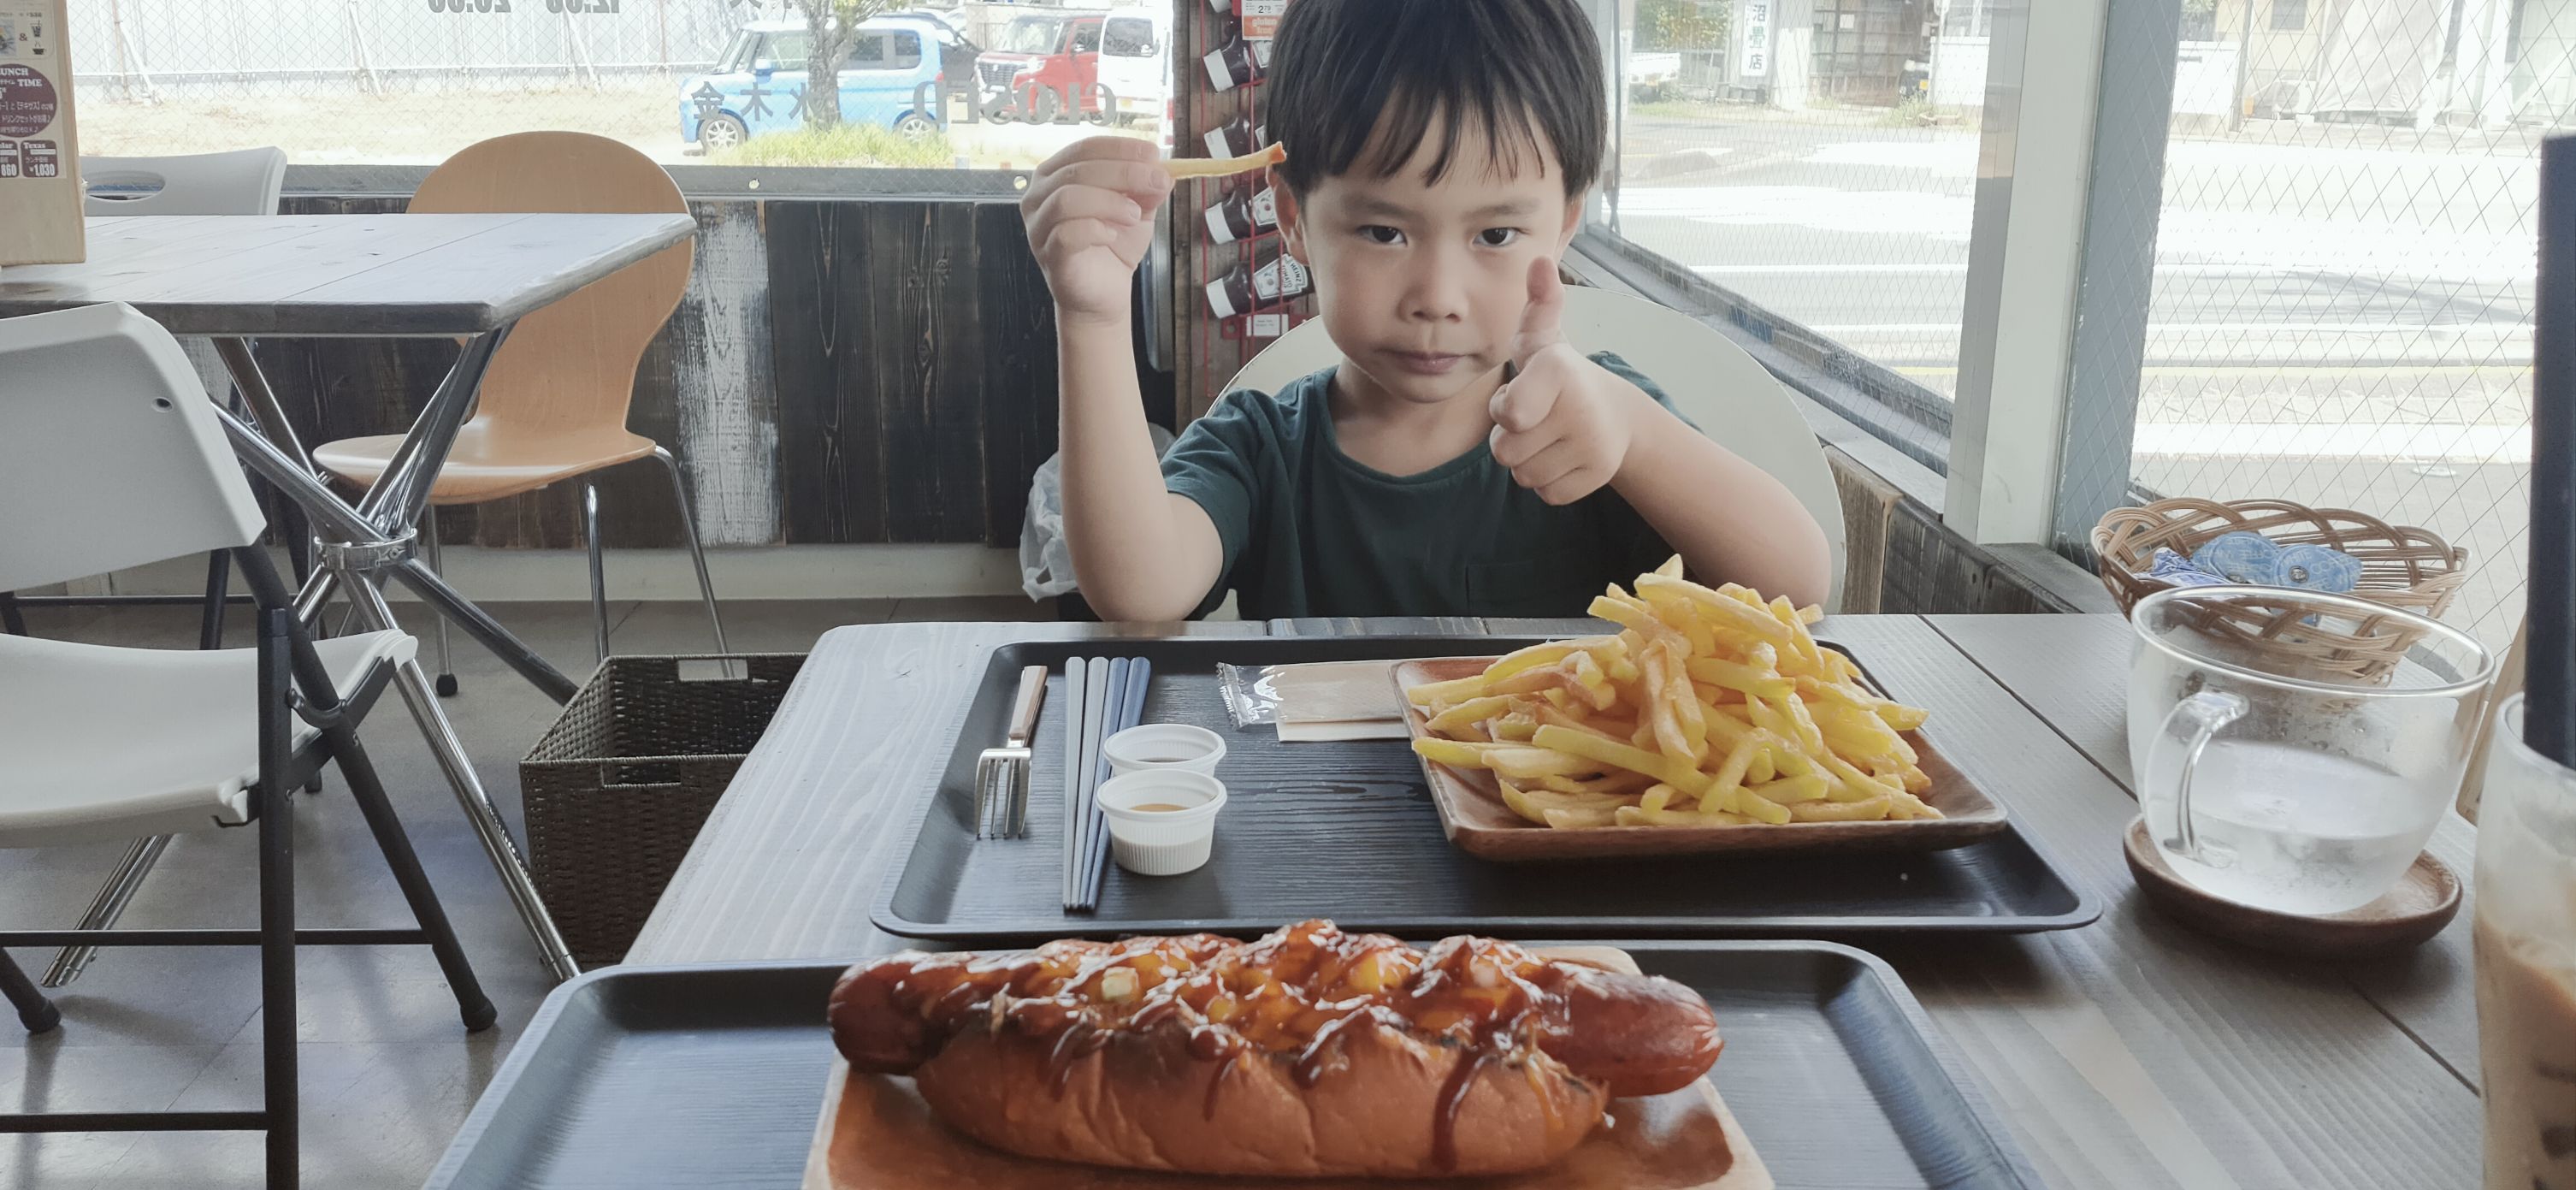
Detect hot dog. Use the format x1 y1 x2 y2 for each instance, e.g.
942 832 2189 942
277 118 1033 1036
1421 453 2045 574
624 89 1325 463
827 920 1722 1178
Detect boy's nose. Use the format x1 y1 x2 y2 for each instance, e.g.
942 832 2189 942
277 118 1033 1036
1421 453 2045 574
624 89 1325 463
1400 255 1472 324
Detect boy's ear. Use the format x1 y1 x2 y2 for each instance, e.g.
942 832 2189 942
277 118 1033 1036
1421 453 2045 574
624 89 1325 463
1277 182 1306 259
1555 192 1586 251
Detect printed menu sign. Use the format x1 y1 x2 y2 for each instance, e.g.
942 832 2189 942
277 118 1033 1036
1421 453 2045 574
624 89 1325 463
0 0 81 265
1241 0 1286 40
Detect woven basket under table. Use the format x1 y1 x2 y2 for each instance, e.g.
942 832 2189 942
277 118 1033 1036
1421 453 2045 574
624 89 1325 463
522 654 807 968
2091 498 2467 684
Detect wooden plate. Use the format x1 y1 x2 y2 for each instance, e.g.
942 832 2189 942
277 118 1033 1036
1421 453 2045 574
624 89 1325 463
2121 817 2461 957
801 947 1771 1190
1393 657 2008 861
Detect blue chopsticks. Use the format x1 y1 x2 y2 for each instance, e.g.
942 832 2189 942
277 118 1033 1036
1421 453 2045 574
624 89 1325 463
1064 655 1151 913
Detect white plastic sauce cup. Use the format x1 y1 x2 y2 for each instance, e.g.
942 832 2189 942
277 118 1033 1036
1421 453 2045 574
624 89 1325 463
1097 769 1227 876
1103 723 1227 777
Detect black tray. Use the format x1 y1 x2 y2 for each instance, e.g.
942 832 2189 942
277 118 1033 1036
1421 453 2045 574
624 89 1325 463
873 638 2098 942
422 943 2041 1189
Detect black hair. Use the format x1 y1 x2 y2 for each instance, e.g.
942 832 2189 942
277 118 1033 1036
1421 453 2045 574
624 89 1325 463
1266 0 1608 200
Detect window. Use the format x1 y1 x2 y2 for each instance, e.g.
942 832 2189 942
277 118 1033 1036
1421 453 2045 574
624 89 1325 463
1582 0 1968 468
758 31 813 72
1105 17 1158 58
1072 22 1103 55
66 3 1164 172
2117 10 2542 651
852 31 923 72
998 16 1068 55
718 30 757 75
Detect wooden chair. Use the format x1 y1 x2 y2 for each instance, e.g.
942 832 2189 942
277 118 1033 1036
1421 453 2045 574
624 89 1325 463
310 132 725 693
1226 287 1851 610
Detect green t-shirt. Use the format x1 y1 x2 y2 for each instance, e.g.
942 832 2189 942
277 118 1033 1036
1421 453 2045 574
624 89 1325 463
1163 353 1685 621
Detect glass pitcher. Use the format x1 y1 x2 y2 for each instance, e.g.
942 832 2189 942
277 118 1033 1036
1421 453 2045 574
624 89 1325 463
2473 694 2576 1190
2128 586 2497 915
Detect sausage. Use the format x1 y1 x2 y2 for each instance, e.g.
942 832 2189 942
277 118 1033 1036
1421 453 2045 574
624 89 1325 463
828 953 942 1074
1535 962 1726 1097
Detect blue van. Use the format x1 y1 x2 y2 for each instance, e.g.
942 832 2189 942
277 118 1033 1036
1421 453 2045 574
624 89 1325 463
680 13 972 150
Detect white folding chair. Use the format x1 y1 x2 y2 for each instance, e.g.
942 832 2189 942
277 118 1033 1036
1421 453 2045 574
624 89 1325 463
0 303 495 1190
1226 287 1851 610
22 148 298 990
80 146 288 216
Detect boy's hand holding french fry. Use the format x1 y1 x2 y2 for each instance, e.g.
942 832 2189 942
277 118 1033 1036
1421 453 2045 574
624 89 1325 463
1021 138 1179 324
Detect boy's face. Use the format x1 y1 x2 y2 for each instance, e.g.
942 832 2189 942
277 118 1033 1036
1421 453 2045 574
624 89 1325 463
1279 115 1586 408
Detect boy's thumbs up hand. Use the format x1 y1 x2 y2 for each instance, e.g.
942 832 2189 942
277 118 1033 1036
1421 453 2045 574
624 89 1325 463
1488 257 1650 506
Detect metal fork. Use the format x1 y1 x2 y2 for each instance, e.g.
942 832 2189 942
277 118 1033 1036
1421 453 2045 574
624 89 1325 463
976 665 1049 838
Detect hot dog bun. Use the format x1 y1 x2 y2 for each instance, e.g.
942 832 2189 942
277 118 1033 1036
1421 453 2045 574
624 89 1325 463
827 921 1722 1178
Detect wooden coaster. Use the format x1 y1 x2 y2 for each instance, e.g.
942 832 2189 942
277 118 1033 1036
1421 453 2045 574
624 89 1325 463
2122 817 2461 958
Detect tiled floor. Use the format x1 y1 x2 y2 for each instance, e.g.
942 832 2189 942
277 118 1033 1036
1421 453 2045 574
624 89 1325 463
0 596 1049 1189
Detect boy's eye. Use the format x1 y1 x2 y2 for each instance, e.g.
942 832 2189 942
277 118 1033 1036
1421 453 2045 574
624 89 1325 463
1359 225 1406 246
1478 228 1521 248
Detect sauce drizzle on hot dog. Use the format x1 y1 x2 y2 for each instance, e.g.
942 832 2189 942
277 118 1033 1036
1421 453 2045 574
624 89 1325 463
831 921 1721 1172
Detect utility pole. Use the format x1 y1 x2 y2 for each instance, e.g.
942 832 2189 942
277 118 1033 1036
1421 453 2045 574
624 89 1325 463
2230 0 2253 130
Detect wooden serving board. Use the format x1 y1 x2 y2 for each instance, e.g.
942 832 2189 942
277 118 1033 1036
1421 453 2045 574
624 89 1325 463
801 948 1771 1190
1394 656 2009 861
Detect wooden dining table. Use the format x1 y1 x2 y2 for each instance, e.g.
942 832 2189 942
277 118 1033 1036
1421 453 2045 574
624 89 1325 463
623 613 2486 1190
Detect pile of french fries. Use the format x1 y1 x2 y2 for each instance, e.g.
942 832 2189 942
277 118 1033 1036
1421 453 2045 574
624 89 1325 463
1405 559 1938 828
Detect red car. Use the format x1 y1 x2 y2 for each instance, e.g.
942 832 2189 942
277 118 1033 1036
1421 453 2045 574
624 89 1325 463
975 7 1167 124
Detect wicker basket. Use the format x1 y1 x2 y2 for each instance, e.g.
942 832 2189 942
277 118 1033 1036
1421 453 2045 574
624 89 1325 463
2093 498 2468 684
523 654 806 968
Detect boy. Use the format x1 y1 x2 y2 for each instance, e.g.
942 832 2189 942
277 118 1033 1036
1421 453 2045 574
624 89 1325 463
1021 0 1830 621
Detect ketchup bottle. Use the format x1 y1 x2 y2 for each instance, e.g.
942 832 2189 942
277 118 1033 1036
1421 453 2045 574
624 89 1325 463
1206 244 1312 318
1202 115 1267 162
1202 20 1268 92
1203 181 1280 245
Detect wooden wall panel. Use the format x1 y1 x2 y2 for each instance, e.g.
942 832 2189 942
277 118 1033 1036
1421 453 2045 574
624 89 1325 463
868 201 988 543
665 201 782 548
236 192 1061 552
771 198 888 544
976 201 1057 548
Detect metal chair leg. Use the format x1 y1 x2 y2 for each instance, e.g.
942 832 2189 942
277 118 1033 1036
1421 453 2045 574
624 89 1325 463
649 447 730 659
421 506 458 698
328 728 497 1031
1 949 59 1034
199 550 233 650
39 834 173 988
582 481 609 664
254 608 300 1190
335 576 579 980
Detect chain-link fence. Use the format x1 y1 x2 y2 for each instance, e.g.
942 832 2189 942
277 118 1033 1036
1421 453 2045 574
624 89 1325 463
2128 0 2561 652
62 0 1150 169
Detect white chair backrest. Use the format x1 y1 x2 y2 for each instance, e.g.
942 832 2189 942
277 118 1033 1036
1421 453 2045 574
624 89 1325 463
0 304 266 592
81 147 287 216
1224 287 1851 609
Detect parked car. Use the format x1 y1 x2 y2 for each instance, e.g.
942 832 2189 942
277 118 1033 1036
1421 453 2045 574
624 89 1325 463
974 6 1168 125
680 13 973 150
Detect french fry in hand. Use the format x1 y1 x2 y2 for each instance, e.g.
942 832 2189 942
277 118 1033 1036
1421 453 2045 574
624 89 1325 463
1162 142 1287 180
1405 559 1939 830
